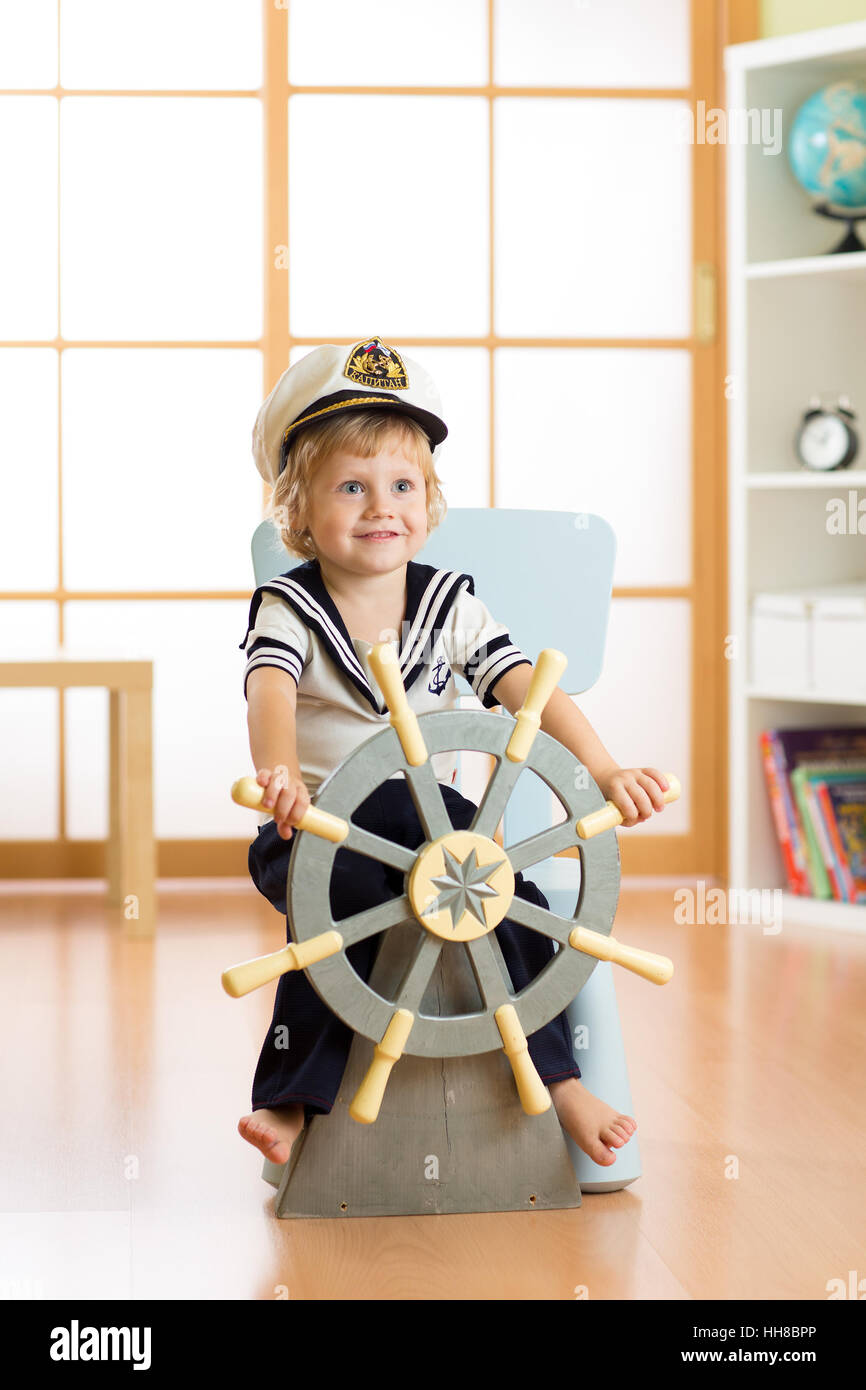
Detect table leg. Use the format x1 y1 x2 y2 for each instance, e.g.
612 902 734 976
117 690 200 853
108 687 156 937
107 690 123 909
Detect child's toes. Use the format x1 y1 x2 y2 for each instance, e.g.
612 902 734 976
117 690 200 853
603 1125 627 1148
609 1119 634 1141
264 1137 290 1162
238 1116 260 1146
586 1136 617 1166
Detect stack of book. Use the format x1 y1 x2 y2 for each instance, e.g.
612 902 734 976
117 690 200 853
760 727 866 903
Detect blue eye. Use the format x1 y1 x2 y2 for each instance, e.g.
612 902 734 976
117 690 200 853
338 478 414 494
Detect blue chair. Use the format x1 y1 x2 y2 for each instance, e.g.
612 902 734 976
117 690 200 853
250 508 641 1194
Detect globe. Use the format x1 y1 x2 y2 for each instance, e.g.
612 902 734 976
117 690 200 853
789 81 866 211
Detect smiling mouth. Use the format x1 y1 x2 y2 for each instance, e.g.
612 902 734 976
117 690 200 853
355 531 404 539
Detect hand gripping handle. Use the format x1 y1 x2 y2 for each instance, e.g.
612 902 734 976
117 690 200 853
576 773 681 839
230 776 349 842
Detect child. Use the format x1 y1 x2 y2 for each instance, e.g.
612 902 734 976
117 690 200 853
237 336 669 1173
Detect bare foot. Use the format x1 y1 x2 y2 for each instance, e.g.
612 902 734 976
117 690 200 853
238 1104 304 1165
548 1078 636 1167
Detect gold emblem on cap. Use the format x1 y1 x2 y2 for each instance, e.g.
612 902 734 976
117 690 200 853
343 336 409 391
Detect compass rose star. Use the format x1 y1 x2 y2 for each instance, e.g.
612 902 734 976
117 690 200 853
425 846 506 931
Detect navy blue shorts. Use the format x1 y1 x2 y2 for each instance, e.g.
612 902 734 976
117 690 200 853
247 779 580 1125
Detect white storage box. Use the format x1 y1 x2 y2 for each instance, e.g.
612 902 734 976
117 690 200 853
812 585 866 694
750 581 866 692
750 592 811 689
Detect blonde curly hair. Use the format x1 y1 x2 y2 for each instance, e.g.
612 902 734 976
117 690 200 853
266 408 447 561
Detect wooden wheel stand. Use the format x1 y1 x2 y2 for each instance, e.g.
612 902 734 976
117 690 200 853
226 646 677 1221
263 925 582 1219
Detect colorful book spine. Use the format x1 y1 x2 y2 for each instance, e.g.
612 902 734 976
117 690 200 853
769 730 811 893
825 780 866 902
803 780 842 900
759 731 805 893
815 782 856 903
790 766 831 898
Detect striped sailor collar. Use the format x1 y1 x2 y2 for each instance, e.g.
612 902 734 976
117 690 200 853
247 558 474 714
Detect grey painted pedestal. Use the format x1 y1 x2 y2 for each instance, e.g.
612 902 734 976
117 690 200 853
262 925 582 1219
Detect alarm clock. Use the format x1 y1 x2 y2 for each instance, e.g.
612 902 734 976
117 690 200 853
795 396 859 472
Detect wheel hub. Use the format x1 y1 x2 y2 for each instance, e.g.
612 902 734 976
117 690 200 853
408 830 515 941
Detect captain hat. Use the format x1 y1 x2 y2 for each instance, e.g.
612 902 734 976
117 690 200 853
252 335 449 486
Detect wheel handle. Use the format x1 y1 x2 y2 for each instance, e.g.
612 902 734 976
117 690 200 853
221 778 350 997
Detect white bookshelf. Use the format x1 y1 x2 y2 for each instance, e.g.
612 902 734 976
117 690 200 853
747 470 866 488
725 21 866 931
745 249 866 280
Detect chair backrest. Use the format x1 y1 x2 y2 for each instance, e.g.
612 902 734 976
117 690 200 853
251 509 616 849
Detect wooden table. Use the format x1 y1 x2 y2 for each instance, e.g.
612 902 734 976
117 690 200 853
0 653 156 937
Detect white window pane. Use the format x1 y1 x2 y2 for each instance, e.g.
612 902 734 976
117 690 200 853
289 0 487 86
0 602 59 840
575 599 690 835
0 99 57 339
60 0 261 89
0 600 58 653
289 96 488 337
0 0 57 88
410 347 490 509
287 343 491 510
60 98 262 340
494 99 691 337
0 351 58 589
61 350 264 590
64 600 254 838
494 0 690 88
495 348 691 586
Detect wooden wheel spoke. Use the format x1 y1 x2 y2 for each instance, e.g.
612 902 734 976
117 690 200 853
505 895 573 947
470 756 524 840
336 894 415 948
506 820 577 874
465 933 512 1010
403 759 453 842
344 824 417 874
392 932 444 1013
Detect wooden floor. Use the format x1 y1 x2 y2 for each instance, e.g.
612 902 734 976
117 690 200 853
1 877 864 1301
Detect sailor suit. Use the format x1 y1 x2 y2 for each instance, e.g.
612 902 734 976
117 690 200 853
238 557 581 1122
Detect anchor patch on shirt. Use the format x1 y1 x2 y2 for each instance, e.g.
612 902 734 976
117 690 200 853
343 336 409 391
428 656 452 697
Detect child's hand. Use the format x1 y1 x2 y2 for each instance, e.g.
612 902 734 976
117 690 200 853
256 766 311 841
596 767 669 828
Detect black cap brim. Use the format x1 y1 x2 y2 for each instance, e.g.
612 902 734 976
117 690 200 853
279 390 448 473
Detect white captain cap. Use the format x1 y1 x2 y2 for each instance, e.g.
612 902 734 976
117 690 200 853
252 335 449 486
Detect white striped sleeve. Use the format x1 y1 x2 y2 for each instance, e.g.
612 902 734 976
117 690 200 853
241 591 309 699
444 586 531 709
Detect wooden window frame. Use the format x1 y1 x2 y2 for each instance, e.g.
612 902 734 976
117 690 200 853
0 0 758 879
